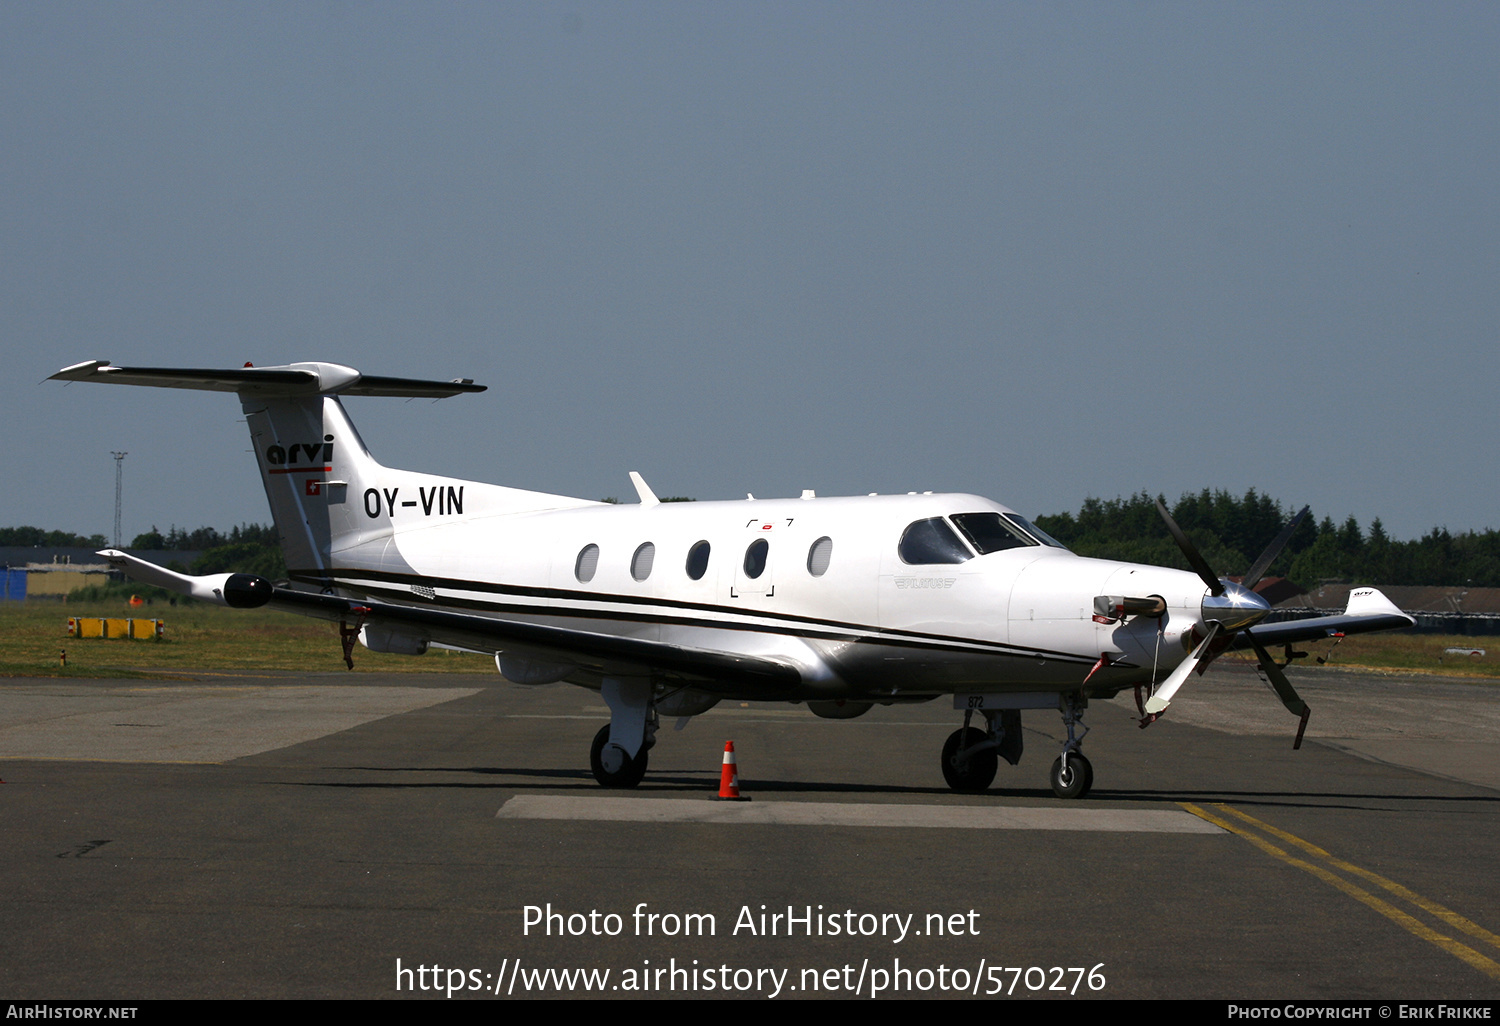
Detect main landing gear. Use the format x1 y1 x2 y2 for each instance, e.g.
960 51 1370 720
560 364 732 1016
941 705 1023 794
590 678 658 788
590 724 649 788
940 693 1093 800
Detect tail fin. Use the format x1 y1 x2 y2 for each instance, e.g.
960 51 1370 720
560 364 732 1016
243 392 381 573
51 360 491 576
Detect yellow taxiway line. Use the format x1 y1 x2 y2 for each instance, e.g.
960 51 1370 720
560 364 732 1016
1180 801 1500 982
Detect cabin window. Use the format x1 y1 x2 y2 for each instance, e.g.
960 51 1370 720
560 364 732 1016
743 538 769 579
950 512 1034 554
575 543 600 583
685 540 711 581
631 542 656 582
807 536 833 577
898 518 972 565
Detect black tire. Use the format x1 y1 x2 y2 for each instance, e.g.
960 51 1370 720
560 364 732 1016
941 727 998 792
1049 753 1093 799
590 724 648 788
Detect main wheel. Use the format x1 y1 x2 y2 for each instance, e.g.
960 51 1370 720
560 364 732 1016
590 724 648 788
1049 753 1093 799
941 727 998 792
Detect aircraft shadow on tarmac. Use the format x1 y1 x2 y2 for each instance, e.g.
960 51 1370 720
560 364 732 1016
269 765 1500 808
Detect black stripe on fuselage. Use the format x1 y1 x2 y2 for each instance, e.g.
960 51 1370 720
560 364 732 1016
287 566 1109 666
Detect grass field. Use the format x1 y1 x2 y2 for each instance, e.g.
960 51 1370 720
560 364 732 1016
0 600 492 677
1220 630 1500 679
2 599 1497 680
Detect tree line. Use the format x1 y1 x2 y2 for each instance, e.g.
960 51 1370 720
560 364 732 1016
0 523 285 579
7 489 1498 589
1032 490 1500 589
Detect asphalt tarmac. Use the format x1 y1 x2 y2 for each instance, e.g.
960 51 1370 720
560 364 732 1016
3 661 1499 1000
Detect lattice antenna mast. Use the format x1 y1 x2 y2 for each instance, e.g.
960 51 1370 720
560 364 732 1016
111 452 127 548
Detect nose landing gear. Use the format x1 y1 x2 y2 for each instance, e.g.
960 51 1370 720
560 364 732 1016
1050 692 1092 799
1049 752 1093 799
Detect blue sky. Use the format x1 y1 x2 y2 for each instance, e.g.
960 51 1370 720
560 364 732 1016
4 3 1495 544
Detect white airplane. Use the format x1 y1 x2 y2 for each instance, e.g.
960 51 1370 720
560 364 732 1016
51 359 1414 798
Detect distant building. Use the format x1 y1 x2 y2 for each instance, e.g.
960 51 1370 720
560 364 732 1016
0 548 204 600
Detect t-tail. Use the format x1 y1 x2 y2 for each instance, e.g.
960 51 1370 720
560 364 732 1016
50 360 595 585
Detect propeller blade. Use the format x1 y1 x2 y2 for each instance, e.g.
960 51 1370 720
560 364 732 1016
1155 498 1224 596
1242 505 1311 591
1144 622 1222 715
1246 632 1312 749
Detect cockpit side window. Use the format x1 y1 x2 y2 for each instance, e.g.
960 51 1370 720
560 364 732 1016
950 512 1035 555
898 518 973 565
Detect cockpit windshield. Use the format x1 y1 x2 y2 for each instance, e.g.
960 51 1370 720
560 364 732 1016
1002 513 1070 551
950 512 1036 555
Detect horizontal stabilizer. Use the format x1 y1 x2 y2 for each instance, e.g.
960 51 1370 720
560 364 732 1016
99 549 272 608
51 360 485 399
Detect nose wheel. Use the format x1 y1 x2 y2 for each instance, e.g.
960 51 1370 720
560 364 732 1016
1049 753 1093 799
1050 691 1093 799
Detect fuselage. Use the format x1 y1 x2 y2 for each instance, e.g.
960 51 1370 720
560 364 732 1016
318 485 1213 701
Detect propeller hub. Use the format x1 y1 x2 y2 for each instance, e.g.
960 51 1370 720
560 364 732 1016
1201 580 1270 631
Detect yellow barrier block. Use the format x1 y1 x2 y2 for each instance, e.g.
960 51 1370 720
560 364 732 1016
71 617 106 639
67 617 164 640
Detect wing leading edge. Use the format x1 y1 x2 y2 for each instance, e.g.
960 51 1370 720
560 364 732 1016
1238 586 1415 648
269 586 804 696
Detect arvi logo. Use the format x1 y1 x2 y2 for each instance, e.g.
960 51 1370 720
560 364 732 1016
265 435 335 466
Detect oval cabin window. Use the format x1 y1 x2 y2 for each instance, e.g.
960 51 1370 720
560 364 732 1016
631 542 656 582
685 540 711 581
575 543 600 583
743 538 769 579
807 536 833 577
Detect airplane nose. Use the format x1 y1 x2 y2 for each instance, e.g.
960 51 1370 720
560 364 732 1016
1201 580 1270 631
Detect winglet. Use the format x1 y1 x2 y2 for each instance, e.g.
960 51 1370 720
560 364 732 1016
629 471 660 507
1345 587 1412 623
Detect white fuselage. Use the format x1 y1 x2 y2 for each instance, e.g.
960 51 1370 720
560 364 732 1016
323 487 1213 701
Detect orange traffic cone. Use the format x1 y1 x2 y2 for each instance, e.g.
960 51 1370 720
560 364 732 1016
714 740 751 801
